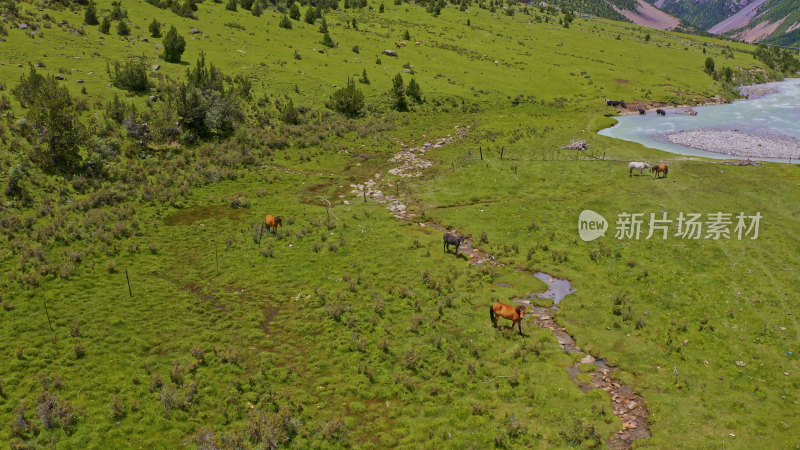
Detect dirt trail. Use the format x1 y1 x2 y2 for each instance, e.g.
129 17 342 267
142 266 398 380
353 128 651 448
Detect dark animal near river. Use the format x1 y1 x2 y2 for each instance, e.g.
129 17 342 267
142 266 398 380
443 233 467 253
490 302 526 334
638 108 646 115
656 109 666 116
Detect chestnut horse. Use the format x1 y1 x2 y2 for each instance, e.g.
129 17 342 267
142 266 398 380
651 164 668 179
258 214 283 244
490 302 526 334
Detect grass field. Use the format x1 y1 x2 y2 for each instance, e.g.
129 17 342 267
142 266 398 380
1 0 799 448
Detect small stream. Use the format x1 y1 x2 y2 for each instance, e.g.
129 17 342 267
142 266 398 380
356 130 651 448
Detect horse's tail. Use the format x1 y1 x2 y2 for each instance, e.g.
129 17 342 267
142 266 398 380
489 305 496 327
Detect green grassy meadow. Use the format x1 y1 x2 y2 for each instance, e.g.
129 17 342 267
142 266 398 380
1 0 799 448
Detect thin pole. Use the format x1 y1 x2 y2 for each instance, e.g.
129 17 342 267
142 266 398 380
43 299 53 331
479 147 483 160
125 269 132 297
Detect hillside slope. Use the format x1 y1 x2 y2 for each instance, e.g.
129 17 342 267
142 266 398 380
1 0 798 448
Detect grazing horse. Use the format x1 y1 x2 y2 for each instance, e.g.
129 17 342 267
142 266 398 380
490 302 526 334
656 109 666 116
638 108 646 115
264 214 282 232
443 232 466 253
629 161 650 176
415 41 422 46
651 164 668 178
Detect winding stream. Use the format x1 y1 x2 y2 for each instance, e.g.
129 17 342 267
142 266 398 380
354 130 650 448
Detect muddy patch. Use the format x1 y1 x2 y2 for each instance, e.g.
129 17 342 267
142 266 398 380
165 205 247 226
261 308 280 335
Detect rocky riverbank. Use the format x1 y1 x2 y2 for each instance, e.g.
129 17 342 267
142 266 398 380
665 129 800 160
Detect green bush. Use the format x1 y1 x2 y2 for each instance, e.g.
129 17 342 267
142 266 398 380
162 26 186 63
111 59 150 93
279 15 292 29
149 18 161 37
326 78 364 118
84 2 98 25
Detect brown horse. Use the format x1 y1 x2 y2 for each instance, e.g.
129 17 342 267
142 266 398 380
651 164 668 179
258 214 283 244
264 214 283 233
490 302 526 334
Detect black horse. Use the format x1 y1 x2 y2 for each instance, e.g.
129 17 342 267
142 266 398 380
443 233 466 253
656 109 666 116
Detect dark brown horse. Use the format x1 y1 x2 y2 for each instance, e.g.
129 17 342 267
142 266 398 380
651 164 668 179
490 302 526 334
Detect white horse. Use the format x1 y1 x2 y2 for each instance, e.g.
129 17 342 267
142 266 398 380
629 161 650 176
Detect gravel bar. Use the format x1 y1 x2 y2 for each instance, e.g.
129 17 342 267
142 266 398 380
665 129 800 159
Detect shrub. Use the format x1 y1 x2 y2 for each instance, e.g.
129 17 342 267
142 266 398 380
111 59 150 93
162 26 186 63
116 20 130 36
251 0 263 16
84 2 98 25
321 32 335 48
359 68 369 84
304 6 317 24
326 78 364 118
289 3 301 20
111 395 126 419
149 18 161 37
74 343 86 358
226 0 237 11
279 15 292 29
100 16 111 33
704 57 715 75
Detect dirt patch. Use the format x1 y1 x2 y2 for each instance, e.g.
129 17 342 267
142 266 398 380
615 79 629 84
261 308 280 334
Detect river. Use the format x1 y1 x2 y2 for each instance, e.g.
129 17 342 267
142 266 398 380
598 78 800 163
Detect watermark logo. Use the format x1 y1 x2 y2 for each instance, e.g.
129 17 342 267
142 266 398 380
578 211 762 240
578 210 608 241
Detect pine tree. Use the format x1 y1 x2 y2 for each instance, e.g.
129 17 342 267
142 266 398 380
391 73 408 111
99 16 111 34
251 0 263 16
304 6 317 24
359 68 370 84
406 78 422 102
149 18 161 37
289 3 301 20
226 0 237 11
279 14 292 29
84 2 99 25
162 26 187 63
321 31 335 48
117 20 130 36
319 17 328 33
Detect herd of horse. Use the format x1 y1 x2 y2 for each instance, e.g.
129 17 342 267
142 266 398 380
628 161 668 178
607 99 666 116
